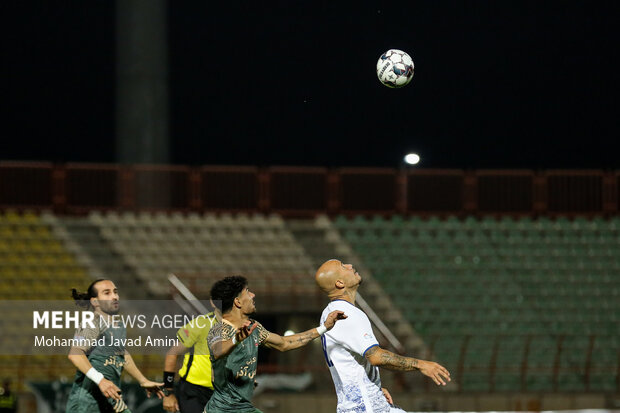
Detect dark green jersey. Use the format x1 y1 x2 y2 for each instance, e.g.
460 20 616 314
205 320 269 413
66 313 130 413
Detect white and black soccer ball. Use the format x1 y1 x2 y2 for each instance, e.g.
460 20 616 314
376 49 414 88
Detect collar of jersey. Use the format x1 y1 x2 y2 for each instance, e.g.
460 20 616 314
330 299 356 307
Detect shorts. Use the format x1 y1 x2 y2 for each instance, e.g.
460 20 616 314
177 379 213 413
65 385 131 413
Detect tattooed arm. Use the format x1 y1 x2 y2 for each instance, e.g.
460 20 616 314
263 310 347 352
364 346 420 370
263 328 319 352
364 346 452 386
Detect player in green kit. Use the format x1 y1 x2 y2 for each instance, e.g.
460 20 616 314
65 279 165 413
204 276 347 413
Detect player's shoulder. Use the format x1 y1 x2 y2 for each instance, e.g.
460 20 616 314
75 312 103 335
207 320 236 343
247 318 266 334
248 319 270 344
326 300 367 318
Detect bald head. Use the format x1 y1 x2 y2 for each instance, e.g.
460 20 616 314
315 259 362 302
315 259 343 293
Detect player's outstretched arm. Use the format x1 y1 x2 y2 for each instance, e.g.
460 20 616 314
68 348 122 401
123 352 165 398
264 310 347 352
364 346 451 386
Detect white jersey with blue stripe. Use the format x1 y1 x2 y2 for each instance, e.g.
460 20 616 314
320 300 391 413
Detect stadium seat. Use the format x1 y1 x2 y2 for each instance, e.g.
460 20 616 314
334 214 620 392
0 211 92 301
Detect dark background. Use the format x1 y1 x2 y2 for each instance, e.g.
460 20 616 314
2 1 619 168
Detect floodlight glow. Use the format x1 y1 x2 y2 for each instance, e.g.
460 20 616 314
284 330 295 336
404 153 420 165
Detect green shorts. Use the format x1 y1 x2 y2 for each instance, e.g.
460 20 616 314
65 385 132 413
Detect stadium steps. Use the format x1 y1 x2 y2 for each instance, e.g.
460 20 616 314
0 210 92 300
49 214 153 300
334 214 620 392
0 211 96 391
285 215 432 392
85 211 322 308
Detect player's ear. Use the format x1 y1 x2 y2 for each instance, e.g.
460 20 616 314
90 296 98 308
233 296 242 308
335 279 345 289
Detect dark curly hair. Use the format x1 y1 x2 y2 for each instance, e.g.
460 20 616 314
210 276 248 314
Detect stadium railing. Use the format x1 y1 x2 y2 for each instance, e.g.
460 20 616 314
1 161 619 216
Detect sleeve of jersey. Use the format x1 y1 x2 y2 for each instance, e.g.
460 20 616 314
207 322 236 354
71 320 101 353
252 321 271 346
330 311 379 357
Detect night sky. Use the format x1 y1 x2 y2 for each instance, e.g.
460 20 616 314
2 1 619 169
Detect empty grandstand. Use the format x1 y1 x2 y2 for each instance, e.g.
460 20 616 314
1 164 619 412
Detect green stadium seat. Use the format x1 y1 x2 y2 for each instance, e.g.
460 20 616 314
334 214 620 392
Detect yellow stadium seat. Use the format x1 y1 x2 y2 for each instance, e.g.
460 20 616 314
22 211 39 222
34 225 51 237
0 226 14 237
16 226 34 238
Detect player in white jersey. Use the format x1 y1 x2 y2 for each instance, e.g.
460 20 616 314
316 259 451 413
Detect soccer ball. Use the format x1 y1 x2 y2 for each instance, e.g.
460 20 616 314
376 49 414 88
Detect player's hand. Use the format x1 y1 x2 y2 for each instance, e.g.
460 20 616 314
140 380 165 398
112 398 128 413
236 320 258 343
381 387 393 405
98 378 122 401
324 310 347 330
419 360 451 386
163 393 180 412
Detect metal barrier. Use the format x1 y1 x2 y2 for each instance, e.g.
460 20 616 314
0 162 618 215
